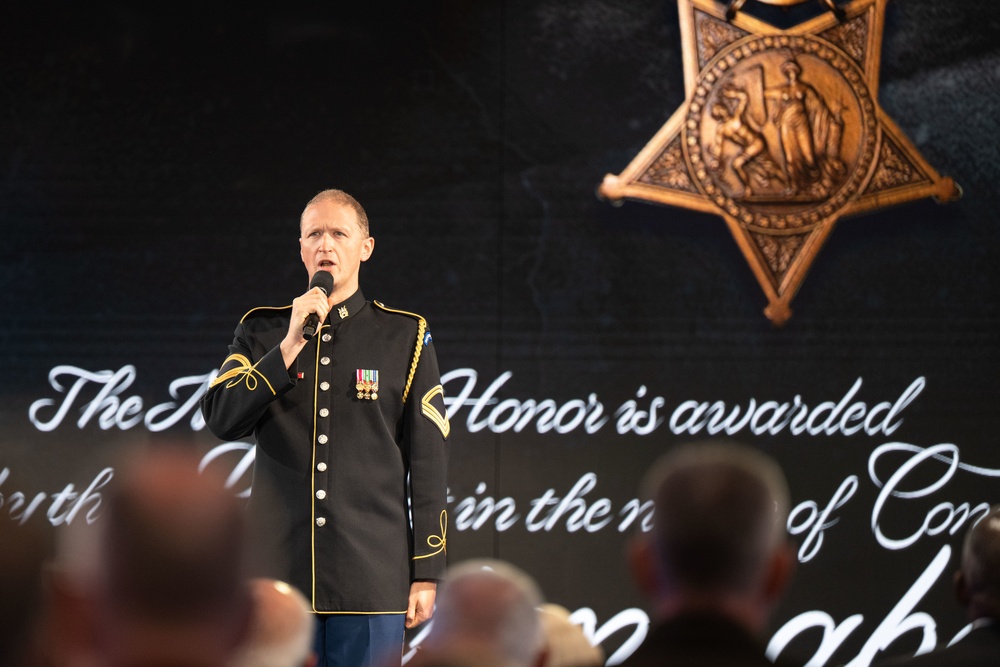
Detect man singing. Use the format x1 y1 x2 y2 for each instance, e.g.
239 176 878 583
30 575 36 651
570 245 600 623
201 189 450 667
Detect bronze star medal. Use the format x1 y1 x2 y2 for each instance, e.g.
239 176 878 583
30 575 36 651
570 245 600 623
599 0 960 325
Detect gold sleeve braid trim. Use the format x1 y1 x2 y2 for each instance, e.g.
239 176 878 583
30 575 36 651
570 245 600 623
412 510 447 560
421 385 450 438
372 301 426 405
208 353 278 395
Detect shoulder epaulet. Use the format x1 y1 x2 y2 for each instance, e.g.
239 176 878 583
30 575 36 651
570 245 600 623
372 300 427 325
239 304 292 324
373 301 427 405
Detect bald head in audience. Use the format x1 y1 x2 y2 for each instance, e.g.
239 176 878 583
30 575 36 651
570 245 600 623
417 559 547 667
231 579 316 667
54 446 253 667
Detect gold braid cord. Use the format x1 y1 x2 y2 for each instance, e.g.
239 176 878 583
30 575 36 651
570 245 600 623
403 319 426 405
373 301 426 404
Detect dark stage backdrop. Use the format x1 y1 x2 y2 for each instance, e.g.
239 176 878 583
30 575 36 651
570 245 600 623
2 2 999 665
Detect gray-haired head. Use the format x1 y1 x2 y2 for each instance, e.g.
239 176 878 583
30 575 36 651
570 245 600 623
641 440 790 595
425 559 545 667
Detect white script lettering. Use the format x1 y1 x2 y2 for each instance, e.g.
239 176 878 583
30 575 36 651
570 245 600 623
29 365 214 433
0 467 114 525
442 369 609 435
669 377 926 438
869 443 996 551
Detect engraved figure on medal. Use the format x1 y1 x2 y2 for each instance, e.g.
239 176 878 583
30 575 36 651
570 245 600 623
686 34 877 231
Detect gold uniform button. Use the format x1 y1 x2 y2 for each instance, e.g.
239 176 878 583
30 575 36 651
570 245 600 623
320 356 331 365
320 382 330 391
317 434 328 445
317 462 328 472
316 490 327 500
319 408 329 418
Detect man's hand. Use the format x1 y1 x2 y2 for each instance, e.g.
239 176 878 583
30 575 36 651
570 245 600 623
279 284 334 368
406 580 437 629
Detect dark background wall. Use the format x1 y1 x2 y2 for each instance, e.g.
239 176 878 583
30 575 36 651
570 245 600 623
2 1 998 664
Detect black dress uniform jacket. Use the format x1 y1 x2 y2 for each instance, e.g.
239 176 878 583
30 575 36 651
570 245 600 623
201 289 449 614
619 612 800 667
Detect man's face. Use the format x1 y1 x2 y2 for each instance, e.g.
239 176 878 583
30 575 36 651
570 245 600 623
299 200 374 292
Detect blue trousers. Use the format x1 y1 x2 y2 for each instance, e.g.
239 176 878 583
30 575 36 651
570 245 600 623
313 614 406 667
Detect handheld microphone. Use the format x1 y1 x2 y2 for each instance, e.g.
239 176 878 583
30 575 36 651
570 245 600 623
302 271 334 340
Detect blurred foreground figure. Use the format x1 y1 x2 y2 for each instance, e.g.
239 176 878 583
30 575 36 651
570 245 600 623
231 578 316 667
882 504 1000 666
621 440 797 667
53 447 253 667
412 559 546 667
0 518 53 667
537 604 603 667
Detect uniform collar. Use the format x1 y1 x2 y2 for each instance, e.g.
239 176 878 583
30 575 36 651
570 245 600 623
326 289 367 324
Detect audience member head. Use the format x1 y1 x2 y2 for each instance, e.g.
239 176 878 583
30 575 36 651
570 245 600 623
230 578 316 667
955 504 1000 622
537 604 603 667
54 445 253 667
629 440 794 634
420 559 546 667
0 518 54 667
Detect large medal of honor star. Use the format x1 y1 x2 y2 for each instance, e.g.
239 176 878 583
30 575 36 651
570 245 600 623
599 0 960 325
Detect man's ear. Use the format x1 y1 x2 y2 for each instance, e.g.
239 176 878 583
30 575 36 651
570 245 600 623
361 236 375 262
762 541 796 605
954 569 970 608
628 535 659 599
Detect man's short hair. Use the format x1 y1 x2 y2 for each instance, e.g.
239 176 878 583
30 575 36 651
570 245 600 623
100 449 250 622
57 445 253 666
301 189 369 237
641 440 790 593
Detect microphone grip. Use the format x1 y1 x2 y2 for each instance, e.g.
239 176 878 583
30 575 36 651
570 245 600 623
301 272 333 341
302 313 321 340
